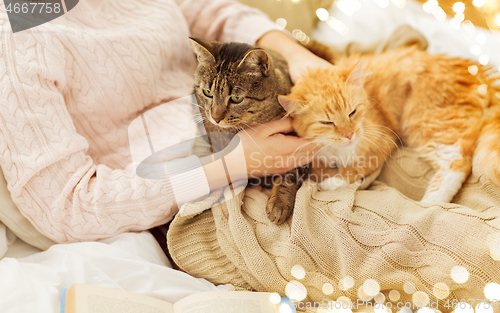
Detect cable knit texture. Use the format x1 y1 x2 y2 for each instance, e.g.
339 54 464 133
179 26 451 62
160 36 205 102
0 0 277 243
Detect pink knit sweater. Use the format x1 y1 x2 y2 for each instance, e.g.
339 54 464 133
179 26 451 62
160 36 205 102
0 0 276 243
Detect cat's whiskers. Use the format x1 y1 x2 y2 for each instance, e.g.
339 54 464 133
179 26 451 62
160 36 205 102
236 126 266 154
363 124 403 159
289 139 322 157
362 136 391 164
240 122 269 137
363 131 400 166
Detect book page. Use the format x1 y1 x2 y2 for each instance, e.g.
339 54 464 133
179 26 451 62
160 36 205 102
68 284 174 313
173 291 278 313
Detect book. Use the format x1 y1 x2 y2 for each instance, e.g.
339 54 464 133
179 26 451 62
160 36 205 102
62 283 288 313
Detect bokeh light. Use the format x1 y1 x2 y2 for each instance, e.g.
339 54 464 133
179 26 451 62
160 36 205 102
468 65 478 75
285 280 307 301
270 292 281 304
374 292 386 303
412 291 430 307
433 282 450 299
403 281 416 294
484 283 500 301
323 282 334 295
336 0 361 16
339 276 355 291
389 290 401 302
363 279 381 297
326 17 349 36
478 84 488 95
291 264 306 279
453 2 465 14
316 8 329 21
450 266 469 283
479 55 489 65
473 0 485 7
358 285 372 301
275 18 287 30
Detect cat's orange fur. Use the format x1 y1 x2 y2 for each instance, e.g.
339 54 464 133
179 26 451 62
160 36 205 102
279 46 500 202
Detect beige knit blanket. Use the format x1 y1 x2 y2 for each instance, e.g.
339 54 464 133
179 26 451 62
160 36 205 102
168 149 500 312
167 27 500 312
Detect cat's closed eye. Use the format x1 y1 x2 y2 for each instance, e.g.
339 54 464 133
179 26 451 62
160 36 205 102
349 109 357 117
320 121 335 126
230 95 244 103
203 89 213 98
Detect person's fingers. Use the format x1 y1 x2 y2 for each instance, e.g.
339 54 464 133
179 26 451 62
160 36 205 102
256 118 294 136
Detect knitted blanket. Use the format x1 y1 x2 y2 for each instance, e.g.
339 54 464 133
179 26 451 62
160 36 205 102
167 149 500 312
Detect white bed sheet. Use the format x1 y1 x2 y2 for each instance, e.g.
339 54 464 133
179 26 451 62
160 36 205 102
0 229 226 313
1 1 499 312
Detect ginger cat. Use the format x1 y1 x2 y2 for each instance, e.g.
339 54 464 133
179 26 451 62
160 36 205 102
278 46 500 206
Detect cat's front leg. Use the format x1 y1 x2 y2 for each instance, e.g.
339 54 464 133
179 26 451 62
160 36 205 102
266 167 304 224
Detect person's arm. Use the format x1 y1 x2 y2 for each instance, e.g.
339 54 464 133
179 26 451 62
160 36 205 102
256 31 334 84
0 32 190 243
176 0 277 44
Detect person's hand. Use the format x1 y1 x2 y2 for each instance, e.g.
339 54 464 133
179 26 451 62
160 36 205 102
232 118 318 179
286 49 334 84
256 31 334 84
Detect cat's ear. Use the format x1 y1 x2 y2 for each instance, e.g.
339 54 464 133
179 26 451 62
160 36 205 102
189 37 216 64
346 60 371 86
237 49 271 76
278 95 305 114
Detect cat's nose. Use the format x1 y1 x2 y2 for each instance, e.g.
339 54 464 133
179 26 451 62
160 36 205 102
345 132 354 140
213 117 223 124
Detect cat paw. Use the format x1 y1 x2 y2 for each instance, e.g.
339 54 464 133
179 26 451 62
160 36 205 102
266 199 294 224
318 177 347 191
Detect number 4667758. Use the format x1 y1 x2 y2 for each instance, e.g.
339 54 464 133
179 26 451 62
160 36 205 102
6 2 62 14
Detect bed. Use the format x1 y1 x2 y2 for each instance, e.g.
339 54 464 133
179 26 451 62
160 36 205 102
1 0 499 312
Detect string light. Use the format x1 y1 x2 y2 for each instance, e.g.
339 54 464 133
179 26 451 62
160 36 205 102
473 0 485 7
326 17 349 36
336 0 361 16
479 55 490 65
316 8 329 21
453 2 465 13
275 18 287 30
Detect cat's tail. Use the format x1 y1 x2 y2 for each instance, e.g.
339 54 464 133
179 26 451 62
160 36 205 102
473 81 500 187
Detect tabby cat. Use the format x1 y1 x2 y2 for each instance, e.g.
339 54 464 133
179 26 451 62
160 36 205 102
277 46 500 214
190 37 299 222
